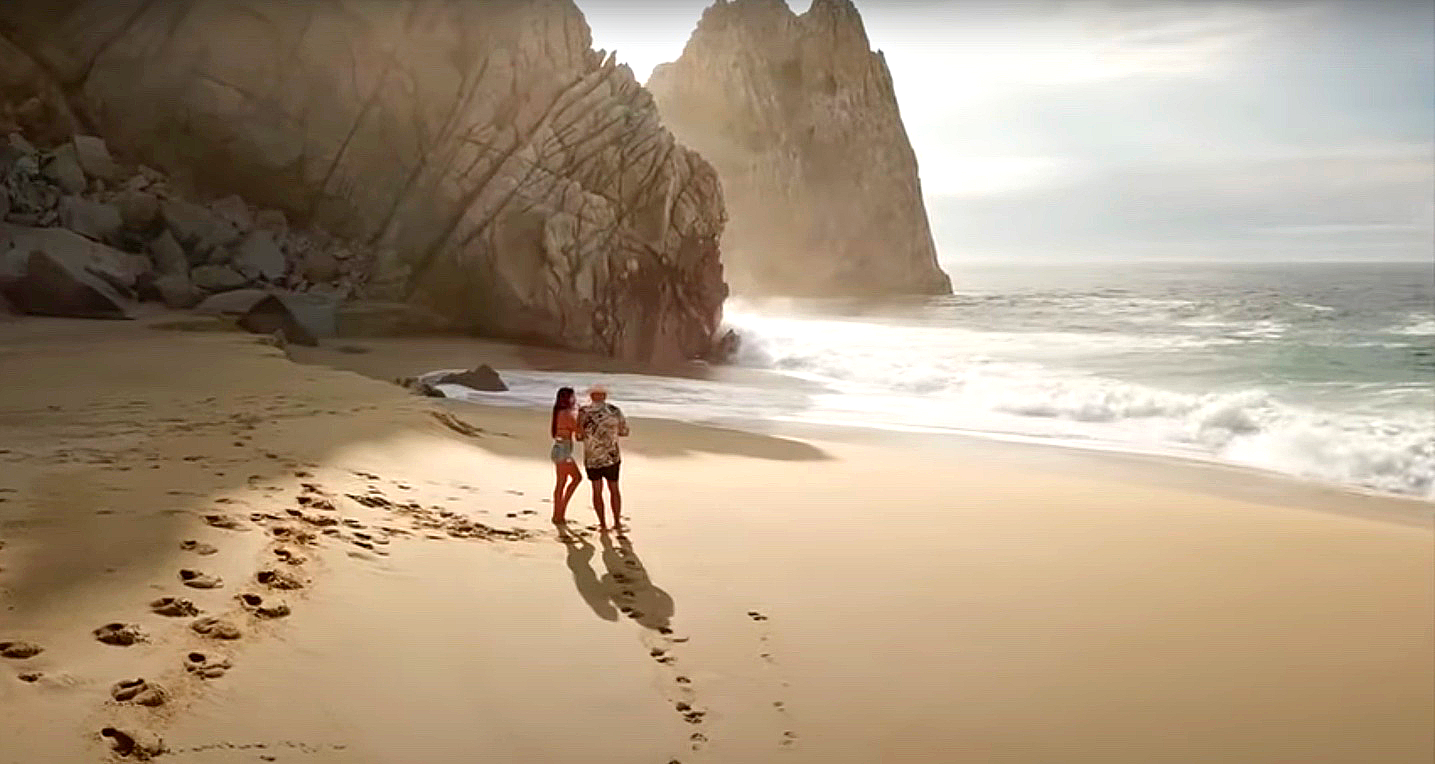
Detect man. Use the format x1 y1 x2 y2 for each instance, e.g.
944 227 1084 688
576 385 630 532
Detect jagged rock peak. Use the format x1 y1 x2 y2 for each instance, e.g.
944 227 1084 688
0 0 729 362
650 0 951 297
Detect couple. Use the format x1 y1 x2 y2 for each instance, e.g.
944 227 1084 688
549 385 630 531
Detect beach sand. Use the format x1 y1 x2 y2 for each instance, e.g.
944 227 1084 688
1 317 1431 763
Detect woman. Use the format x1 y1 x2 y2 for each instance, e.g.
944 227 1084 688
549 387 582 523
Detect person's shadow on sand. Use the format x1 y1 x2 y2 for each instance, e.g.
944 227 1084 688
558 527 674 631
560 531 618 622
599 533 674 632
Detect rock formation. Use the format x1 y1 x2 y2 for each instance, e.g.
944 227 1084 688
0 0 728 362
648 0 950 297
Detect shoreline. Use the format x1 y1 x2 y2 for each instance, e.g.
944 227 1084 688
3 317 1431 762
288 333 1435 522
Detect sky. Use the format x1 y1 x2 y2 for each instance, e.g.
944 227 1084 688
581 0 1434 263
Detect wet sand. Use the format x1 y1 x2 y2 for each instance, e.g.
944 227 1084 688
1 318 1430 762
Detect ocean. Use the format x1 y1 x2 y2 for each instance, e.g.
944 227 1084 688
439 261 1434 501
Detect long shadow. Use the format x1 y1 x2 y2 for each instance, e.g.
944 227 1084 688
558 530 617 622
556 526 673 632
600 532 673 632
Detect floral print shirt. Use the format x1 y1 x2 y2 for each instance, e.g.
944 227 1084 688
577 402 629 469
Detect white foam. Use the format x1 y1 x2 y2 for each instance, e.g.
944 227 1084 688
1391 315 1435 336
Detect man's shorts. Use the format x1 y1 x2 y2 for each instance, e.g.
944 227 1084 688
585 462 620 482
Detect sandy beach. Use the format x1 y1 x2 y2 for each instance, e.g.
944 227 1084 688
2 317 1431 763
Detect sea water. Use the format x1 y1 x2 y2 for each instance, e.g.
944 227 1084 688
440 262 1434 501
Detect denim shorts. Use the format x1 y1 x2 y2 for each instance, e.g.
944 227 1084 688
550 440 574 464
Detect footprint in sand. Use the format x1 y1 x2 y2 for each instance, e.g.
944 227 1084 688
237 593 290 619
111 678 167 707
179 540 218 556
184 652 231 679
190 617 242 640
100 726 166 759
94 623 148 646
18 671 42 683
179 569 223 589
747 611 769 622
272 548 305 565
203 514 247 531
256 569 303 590
149 597 200 617
0 641 43 659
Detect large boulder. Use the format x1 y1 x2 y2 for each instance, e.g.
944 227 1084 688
115 190 160 230
195 288 334 344
147 230 188 276
0 0 729 361
161 199 239 261
41 144 86 194
2 224 146 289
0 248 134 319
71 134 122 182
58 195 122 242
420 365 508 392
151 272 199 308
230 231 285 281
648 0 951 297
190 264 247 292
234 295 317 346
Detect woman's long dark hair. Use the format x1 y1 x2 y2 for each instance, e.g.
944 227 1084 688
551 387 575 438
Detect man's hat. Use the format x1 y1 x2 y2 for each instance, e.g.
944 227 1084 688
587 384 608 396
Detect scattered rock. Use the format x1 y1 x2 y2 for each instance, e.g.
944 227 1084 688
116 190 160 230
146 229 187 275
111 678 166 706
58 195 122 242
300 248 339 282
231 230 285 281
190 616 242 640
72 135 121 182
0 641 43 659
151 272 199 308
93 622 147 646
209 194 252 231
161 198 238 257
41 144 85 194
190 264 248 292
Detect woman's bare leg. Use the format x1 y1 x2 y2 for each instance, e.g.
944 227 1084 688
561 465 581 515
552 464 567 523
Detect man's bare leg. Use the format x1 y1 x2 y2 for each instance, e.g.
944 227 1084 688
608 479 622 533
591 480 608 530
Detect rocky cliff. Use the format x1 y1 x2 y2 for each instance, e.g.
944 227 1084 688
0 0 727 362
648 0 949 297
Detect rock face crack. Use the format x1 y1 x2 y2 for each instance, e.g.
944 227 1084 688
648 0 950 297
0 0 727 362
